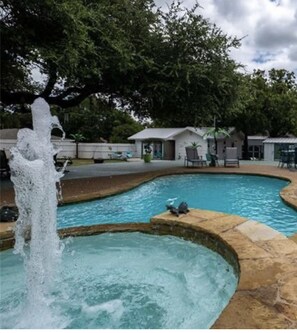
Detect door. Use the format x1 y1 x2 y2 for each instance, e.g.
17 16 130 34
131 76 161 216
163 140 175 160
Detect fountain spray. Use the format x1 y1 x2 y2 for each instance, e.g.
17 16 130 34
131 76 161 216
9 98 66 327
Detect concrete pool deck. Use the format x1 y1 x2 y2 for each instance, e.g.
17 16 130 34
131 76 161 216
1 161 297 328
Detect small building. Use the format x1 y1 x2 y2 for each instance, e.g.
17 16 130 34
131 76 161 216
128 127 243 160
263 138 297 161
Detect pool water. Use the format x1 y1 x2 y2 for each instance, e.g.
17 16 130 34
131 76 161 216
58 174 297 236
0 233 237 329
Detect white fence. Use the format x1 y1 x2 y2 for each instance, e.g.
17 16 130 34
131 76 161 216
0 139 139 159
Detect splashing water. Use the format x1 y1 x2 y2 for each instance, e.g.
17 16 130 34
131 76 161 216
9 98 66 328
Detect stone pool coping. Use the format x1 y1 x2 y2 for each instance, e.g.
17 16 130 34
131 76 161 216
151 209 297 329
1 165 297 328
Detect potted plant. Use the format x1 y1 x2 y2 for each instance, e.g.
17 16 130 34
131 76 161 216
143 143 152 163
93 157 104 163
93 148 104 163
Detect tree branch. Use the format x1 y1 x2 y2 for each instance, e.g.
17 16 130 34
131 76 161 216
40 67 57 98
0 84 102 109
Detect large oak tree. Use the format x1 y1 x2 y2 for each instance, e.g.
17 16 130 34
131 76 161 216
1 0 241 123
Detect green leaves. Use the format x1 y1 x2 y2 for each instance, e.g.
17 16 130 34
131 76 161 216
230 69 297 140
70 133 86 143
2 0 241 125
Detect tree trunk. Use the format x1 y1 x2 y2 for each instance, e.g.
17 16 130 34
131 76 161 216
243 133 249 160
76 142 79 159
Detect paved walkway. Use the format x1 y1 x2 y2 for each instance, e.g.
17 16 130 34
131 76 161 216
0 159 280 189
0 159 282 203
52 159 281 180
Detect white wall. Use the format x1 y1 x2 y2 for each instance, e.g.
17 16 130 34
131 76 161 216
264 143 274 161
134 140 143 158
0 140 15 158
76 143 138 159
174 130 208 160
0 139 139 159
214 134 243 159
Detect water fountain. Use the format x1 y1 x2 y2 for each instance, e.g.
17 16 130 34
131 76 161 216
9 97 65 328
0 98 237 329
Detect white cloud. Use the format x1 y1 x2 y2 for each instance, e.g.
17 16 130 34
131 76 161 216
154 0 297 74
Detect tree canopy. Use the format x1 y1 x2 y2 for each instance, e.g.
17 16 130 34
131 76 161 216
230 69 297 136
56 96 144 142
224 69 297 158
1 0 241 123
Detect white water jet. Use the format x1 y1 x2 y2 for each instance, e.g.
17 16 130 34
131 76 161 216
9 98 66 328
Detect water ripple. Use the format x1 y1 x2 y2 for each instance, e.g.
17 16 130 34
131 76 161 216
57 174 297 236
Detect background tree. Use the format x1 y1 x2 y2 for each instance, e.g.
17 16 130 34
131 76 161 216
0 110 32 129
265 69 297 137
228 69 297 159
1 0 241 126
110 123 143 143
228 72 270 159
58 96 144 142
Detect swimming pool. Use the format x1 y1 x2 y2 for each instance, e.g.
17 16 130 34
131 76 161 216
0 233 237 329
57 174 297 236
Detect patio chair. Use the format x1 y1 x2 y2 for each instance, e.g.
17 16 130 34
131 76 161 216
224 147 239 167
278 150 294 169
0 150 10 177
184 147 207 167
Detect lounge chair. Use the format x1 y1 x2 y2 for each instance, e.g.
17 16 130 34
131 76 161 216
184 147 207 167
224 147 239 167
0 150 10 177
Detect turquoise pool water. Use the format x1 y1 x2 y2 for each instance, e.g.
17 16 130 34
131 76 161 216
0 233 237 329
58 174 297 236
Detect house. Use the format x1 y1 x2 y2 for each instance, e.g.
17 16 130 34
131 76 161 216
128 127 243 160
263 137 297 161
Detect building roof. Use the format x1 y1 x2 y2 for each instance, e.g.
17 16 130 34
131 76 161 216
248 136 268 140
128 126 235 141
128 127 206 140
263 137 297 144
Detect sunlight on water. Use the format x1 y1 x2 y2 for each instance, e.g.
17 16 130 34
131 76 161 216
58 174 297 236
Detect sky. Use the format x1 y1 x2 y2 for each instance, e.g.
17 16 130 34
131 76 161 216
154 0 297 75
